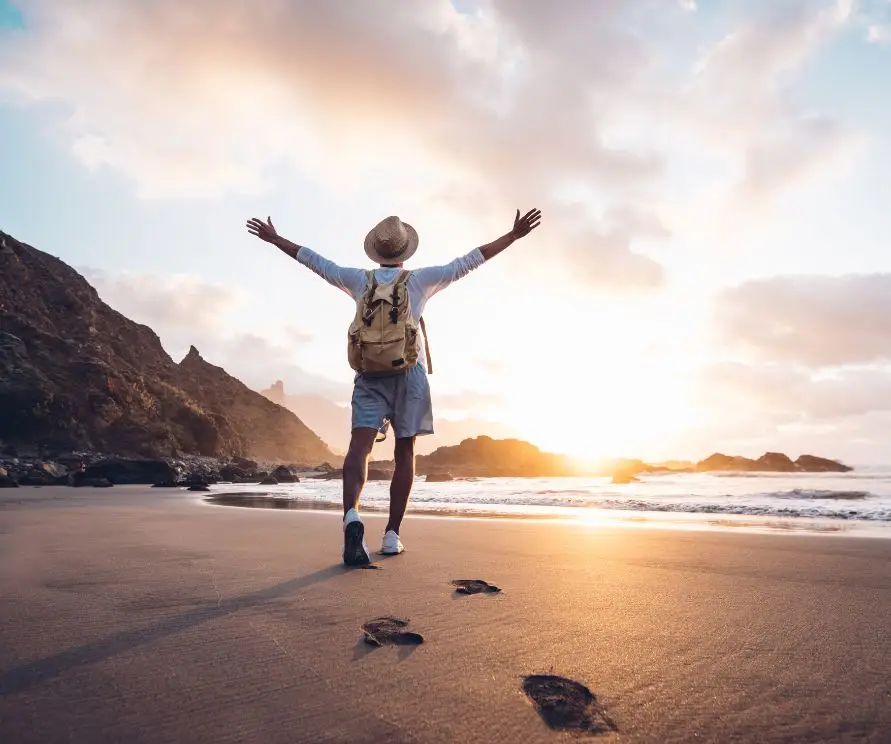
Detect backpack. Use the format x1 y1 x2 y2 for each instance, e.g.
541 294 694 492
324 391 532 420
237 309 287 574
347 270 433 375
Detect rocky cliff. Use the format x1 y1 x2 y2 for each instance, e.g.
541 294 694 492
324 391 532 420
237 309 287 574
0 230 333 463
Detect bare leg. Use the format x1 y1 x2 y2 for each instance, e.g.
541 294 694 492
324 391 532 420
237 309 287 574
386 436 415 534
342 428 378 516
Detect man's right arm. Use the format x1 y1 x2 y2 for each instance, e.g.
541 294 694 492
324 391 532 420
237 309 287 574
246 216 366 297
291 243 367 297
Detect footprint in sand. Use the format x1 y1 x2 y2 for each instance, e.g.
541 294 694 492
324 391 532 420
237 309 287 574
522 675 617 735
451 579 501 595
361 617 425 647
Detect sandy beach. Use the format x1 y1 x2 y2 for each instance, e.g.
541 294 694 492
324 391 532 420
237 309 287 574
1 486 889 743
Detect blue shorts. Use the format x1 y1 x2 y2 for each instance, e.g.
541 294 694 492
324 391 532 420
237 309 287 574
351 365 433 439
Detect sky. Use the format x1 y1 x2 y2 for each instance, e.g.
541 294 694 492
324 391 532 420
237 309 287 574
1 0 890 464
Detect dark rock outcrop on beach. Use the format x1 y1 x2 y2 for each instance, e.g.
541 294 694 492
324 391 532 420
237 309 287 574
0 230 334 464
270 465 299 483
0 473 19 488
84 458 176 485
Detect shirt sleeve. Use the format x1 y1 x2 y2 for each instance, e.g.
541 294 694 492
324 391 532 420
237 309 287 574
410 248 486 300
294 247 368 298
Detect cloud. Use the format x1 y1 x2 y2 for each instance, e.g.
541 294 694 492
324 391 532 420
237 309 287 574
679 0 697 12
688 0 860 205
82 268 246 341
0 0 679 289
867 23 891 43
207 332 352 401
714 273 891 367
683 361 891 462
557 203 668 289
0 0 868 289
698 362 891 421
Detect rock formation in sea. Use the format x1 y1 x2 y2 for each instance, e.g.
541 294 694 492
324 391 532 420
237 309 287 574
412 440 852 478
414 436 576 478
694 452 851 473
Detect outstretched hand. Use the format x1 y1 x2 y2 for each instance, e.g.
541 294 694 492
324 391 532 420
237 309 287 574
511 208 542 240
246 216 279 244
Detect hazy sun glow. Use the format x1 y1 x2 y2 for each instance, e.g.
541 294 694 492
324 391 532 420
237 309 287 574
485 289 704 460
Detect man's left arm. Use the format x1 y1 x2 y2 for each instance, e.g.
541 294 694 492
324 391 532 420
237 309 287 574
413 208 542 298
478 208 541 261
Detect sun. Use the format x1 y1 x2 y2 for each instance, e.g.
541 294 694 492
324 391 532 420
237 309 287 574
502 358 697 464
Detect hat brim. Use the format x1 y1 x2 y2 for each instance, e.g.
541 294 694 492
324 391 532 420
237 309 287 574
364 221 419 265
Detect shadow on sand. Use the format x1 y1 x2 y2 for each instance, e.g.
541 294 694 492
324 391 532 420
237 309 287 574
0 564 349 696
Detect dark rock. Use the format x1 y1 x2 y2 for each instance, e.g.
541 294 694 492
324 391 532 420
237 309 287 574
54 452 87 470
311 467 343 480
37 461 67 478
188 483 210 492
232 456 259 471
695 451 851 473
367 468 392 481
151 480 182 488
219 465 248 482
69 474 112 488
795 454 852 472
85 458 176 485
695 453 757 472
271 465 298 483
755 452 797 472
259 475 279 485
0 474 18 488
18 472 60 486
425 472 454 482
183 472 217 486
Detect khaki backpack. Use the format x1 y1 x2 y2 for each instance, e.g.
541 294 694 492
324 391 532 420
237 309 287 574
347 269 433 375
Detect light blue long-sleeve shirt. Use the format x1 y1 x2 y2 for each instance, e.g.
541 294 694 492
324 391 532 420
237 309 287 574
294 247 486 321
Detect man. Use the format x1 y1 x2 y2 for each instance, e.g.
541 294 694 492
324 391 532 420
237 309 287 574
246 208 542 565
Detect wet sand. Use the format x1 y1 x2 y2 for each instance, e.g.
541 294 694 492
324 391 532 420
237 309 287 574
1 485 889 743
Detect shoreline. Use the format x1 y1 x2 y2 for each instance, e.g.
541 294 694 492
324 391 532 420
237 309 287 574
201 491 891 539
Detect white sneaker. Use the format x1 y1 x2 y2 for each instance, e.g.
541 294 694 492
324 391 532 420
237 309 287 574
380 530 404 555
343 508 371 566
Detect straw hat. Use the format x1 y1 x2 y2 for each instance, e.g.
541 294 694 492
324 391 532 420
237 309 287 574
364 216 419 265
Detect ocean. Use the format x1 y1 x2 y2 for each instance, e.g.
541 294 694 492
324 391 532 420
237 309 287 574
208 466 891 537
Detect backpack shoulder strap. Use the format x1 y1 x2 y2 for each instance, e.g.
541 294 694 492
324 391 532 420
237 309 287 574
419 316 433 375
